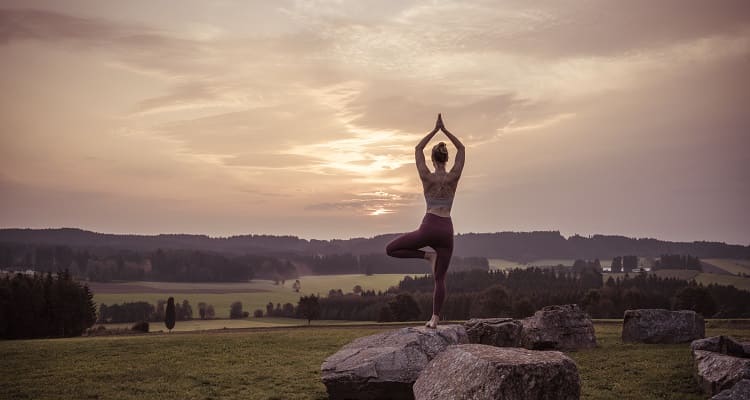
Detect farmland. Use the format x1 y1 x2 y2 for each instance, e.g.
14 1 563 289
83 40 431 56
89 274 410 319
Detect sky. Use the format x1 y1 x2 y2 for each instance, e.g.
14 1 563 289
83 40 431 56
0 0 748 244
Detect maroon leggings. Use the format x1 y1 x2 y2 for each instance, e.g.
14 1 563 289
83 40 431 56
385 213 454 317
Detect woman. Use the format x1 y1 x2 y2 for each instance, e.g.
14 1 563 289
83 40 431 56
385 113 465 328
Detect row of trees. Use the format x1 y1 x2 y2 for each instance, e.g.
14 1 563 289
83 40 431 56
652 254 702 270
98 299 216 323
309 267 750 322
0 271 96 339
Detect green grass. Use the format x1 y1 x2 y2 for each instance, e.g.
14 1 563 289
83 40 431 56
91 274 408 319
695 272 750 291
702 259 750 276
1 321 748 400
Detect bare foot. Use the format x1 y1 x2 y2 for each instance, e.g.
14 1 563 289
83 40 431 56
425 314 439 329
424 251 437 275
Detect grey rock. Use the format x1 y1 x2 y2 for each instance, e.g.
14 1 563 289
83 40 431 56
413 344 580 400
712 379 750 399
693 350 750 396
692 336 750 358
520 304 597 350
622 309 705 344
464 318 523 347
321 325 468 400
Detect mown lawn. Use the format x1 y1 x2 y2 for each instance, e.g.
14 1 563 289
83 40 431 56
1 321 748 400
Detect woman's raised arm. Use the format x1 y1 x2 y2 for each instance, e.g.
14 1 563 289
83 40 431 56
415 114 442 178
440 121 465 176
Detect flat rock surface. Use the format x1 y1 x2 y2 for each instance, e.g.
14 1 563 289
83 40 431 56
622 309 704 344
321 325 468 400
693 349 750 396
413 344 580 400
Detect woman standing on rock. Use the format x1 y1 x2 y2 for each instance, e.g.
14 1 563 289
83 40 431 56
386 113 465 328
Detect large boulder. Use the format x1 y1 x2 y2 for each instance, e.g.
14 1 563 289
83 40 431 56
693 350 750 396
413 344 580 400
622 309 704 344
520 304 597 350
692 336 750 397
464 318 523 347
691 336 750 358
712 379 750 399
321 325 468 400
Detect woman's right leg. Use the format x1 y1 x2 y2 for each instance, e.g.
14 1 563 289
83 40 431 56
385 226 429 259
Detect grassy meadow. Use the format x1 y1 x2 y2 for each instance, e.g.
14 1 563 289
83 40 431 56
703 258 750 276
90 274 410 319
488 257 750 291
1 320 748 400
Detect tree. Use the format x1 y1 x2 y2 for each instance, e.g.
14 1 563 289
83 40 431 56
511 297 534 318
282 302 295 317
253 309 263 318
230 301 244 319
292 279 301 293
198 302 207 320
611 256 622 273
673 286 716 317
353 285 363 295
388 294 420 321
205 304 215 319
477 285 510 317
181 299 193 320
377 305 394 322
165 297 176 332
623 256 638 272
297 295 320 325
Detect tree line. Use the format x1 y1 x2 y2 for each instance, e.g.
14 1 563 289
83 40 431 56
97 298 209 324
311 267 750 322
3 228 748 260
0 271 96 339
0 243 490 282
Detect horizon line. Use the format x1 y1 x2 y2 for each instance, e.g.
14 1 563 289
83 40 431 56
1 226 748 247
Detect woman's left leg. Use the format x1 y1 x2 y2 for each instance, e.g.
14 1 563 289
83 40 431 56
431 245 453 318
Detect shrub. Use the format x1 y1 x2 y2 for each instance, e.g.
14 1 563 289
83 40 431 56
230 301 243 319
242 311 250 318
131 320 149 333
253 309 263 318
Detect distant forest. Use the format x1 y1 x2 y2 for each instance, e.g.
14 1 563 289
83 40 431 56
0 243 489 282
318 268 750 321
1 228 748 260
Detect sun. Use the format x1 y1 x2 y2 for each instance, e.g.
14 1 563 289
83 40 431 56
369 207 394 216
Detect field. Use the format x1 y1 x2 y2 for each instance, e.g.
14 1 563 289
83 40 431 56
703 258 750 276
1 320 748 400
603 269 750 291
489 258 614 270
89 274 409 319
